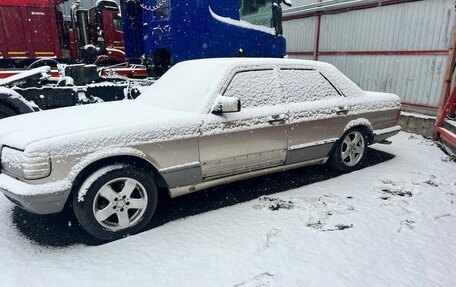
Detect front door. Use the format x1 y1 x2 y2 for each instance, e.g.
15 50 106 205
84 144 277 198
199 68 289 179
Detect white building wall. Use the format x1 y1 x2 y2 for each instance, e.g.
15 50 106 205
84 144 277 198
283 0 455 114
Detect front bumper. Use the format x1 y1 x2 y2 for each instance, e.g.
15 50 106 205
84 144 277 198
0 174 71 214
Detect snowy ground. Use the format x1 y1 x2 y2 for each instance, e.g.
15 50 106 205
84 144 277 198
1 132 455 287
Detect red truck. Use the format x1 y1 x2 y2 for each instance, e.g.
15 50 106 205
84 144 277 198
0 0 149 119
0 0 126 68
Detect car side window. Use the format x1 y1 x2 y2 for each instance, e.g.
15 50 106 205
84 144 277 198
223 69 281 108
280 69 340 103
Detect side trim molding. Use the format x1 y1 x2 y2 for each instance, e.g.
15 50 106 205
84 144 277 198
288 139 338 151
169 157 329 198
159 162 203 189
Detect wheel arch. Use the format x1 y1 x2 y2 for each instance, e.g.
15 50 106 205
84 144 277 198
341 118 374 144
69 154 170 207
328 122 372 173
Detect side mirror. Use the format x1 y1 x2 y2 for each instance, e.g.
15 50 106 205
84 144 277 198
211 96 241 115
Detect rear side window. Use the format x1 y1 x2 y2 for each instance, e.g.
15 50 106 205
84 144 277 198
280 69 340 103
223 70 281 108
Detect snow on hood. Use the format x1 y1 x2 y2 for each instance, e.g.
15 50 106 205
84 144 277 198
0 100 199 156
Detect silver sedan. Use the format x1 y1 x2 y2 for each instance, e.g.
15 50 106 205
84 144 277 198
0 58 401 240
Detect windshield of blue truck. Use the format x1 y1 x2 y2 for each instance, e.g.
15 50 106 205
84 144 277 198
136 61 227 113
239 0 273 27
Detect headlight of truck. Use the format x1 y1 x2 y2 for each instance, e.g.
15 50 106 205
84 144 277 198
0 147 51 180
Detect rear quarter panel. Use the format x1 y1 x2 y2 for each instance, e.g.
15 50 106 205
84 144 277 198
346 91 401 134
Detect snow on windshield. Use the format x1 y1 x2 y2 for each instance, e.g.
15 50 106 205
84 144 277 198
137 61 227 113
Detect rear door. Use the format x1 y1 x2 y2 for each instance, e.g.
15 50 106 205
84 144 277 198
199 68 289 179
279 68 350 164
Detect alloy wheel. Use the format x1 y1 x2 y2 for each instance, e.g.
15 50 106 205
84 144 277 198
341 130 365 167
92 177 148 231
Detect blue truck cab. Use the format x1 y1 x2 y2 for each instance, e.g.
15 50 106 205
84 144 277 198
120 0 287 74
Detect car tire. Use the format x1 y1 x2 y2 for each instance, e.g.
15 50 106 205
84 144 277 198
72 164 158 241
329 128 369 173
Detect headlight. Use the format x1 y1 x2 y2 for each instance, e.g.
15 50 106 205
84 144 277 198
1 147 51 180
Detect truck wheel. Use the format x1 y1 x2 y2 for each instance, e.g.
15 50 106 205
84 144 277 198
0 103 18 119
328 128 369 173
72 164 158 241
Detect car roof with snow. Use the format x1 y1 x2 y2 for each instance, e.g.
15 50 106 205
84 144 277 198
180 57 335 69
175 58 363 98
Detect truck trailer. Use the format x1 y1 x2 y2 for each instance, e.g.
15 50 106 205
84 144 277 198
0 0 126 68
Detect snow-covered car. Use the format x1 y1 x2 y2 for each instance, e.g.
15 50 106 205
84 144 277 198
0 58 401 240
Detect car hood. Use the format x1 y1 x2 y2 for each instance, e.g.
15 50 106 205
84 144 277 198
0 100 197 153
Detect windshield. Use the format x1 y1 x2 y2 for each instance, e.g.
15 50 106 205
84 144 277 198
136 61 227 113
239 0 273 28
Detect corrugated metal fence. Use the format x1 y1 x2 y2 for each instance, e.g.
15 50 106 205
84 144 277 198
283 0 455 115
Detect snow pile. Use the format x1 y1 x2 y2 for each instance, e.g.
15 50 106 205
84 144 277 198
0 132 454 286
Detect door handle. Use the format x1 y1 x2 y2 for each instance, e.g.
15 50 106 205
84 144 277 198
267 114 288 125
335 107 349 115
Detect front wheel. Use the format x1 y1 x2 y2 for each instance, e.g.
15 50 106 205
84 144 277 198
328 128 369 173
72 164 158 241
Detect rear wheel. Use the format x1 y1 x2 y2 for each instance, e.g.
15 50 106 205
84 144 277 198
72 164 158 241
329 128 369 173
